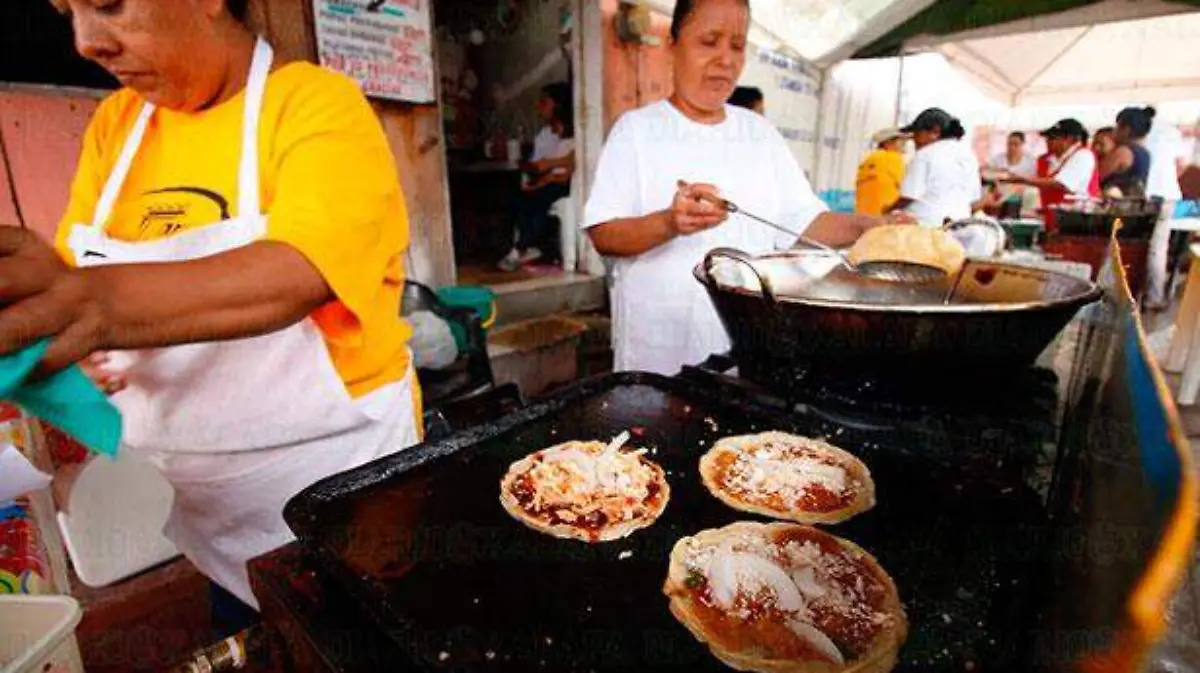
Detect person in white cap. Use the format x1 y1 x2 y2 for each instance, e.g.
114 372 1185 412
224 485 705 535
855 128 909 216
889 108 985 226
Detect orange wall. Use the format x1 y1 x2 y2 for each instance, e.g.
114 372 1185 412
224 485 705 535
0 88 100 243
602 0 673 132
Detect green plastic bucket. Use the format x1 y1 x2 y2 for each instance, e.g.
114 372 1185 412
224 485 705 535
1002 220 1044 250
435 286 498 352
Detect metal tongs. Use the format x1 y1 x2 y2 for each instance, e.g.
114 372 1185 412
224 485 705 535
677 180 947 284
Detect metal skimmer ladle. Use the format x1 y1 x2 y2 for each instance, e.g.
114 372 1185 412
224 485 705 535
678 180 947 284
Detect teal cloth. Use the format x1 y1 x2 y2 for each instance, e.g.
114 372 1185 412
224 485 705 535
0 341 122 456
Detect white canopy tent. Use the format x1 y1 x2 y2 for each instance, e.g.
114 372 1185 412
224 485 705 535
609 0 1200 193
902 0 1200 107
812 0 1200 193
638 0 937 65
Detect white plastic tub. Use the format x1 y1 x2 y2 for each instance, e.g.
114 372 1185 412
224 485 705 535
0 596 83 673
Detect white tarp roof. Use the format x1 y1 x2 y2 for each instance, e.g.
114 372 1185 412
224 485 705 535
904 0 1200 106
639 0 936 65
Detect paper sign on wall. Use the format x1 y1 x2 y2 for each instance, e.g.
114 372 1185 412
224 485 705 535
312 0 436 103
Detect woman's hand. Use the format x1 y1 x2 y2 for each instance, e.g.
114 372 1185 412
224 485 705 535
80 352 127 396
587 181 729 258
0 227 332 376
670 182 728 235
881 211 918 226
0 227 105 375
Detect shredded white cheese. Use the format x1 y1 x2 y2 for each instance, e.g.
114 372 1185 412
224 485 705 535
521 434 658 523
726 440 848 502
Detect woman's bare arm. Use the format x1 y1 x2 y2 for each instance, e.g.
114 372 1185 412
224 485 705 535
0 227 331 374
1100 146 1133 179
588 211 678 257
801 212 878 248
588 183 727 258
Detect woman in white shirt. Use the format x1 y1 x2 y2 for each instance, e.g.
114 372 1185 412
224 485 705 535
889 108 984 226
584 0 890 376
990 131 1037 179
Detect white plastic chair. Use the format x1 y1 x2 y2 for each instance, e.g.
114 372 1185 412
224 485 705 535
550 194 576 273
1165 243 1200 405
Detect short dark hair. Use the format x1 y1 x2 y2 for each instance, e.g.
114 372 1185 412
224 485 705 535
671 0 751 41
1007 131 1025 143
901 108 965 140
542 82 574 139
728 86 763 109
226 0 249 22
1042 118 1088 144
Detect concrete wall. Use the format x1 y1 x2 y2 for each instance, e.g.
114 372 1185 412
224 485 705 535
0 86 101 242
601 0 674 130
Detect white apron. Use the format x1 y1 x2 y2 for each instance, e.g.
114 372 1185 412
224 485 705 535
610 237 731 376
65 39 420 608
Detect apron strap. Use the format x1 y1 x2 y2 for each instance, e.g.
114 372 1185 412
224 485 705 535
90 38 273 231
1050 145 1082 179
92 103 156 229
238 38 273 220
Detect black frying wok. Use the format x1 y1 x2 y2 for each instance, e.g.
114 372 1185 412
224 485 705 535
694 247 1103 376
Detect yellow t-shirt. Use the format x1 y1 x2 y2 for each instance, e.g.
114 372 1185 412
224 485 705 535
56 63 411 399
855 149 906 216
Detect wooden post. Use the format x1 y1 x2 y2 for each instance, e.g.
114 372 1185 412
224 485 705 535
252 0 457 287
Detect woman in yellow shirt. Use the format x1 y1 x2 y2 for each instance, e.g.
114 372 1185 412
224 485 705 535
855 128 909 216
1 0 420 623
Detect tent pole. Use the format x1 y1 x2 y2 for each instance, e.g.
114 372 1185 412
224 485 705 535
895 46 905 126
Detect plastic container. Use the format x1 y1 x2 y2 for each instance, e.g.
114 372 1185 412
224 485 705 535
435 286 498 353
56 450 179 589
0 595 83 673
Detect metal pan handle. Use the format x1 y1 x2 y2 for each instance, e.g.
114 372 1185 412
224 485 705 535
703 247 778 306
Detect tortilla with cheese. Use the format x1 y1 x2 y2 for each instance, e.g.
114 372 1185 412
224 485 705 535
700 432 874 525
664 521 907 673
499 433 670 543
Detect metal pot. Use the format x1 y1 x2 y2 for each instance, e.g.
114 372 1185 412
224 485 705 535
694 247 1102 376
945 217 1008 258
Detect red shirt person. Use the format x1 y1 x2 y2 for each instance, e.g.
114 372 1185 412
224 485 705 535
1005 119 1098 232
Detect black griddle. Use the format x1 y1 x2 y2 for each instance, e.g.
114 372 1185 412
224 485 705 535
285 373 1053 672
